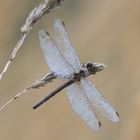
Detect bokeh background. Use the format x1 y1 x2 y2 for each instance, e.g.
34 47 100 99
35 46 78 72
0 0 140 140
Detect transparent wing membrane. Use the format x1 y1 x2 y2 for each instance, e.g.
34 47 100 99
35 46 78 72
66 82 101 131
81 79 119 122
39 31 73 79
54 19 81 72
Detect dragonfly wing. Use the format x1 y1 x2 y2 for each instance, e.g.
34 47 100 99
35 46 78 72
66 82 101 131
81 79 119 122
54 19 81 72
39 31 73 79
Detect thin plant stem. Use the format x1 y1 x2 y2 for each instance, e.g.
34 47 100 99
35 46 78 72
0 72 56 111
0 0 65 80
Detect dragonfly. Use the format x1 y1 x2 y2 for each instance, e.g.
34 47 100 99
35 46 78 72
0 19 119 131
33 19 119 131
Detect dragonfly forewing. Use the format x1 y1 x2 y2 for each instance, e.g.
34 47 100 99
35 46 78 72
39 31 73 79
66 82 101 131
81 79 119 122
54 19 81 72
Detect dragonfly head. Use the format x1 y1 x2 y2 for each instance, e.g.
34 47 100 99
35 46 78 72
84 62 107 75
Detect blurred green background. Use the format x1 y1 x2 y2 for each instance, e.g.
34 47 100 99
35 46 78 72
0 0 140 140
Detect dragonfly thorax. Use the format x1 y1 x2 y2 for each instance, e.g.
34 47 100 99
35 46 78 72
72 62 106 81
72 70 88 81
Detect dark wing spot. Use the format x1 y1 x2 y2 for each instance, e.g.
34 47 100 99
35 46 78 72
61 21 65 26
99 121 102 127
45 31 50 36
116 112 120 118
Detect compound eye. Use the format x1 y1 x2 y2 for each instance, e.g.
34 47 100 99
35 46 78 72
86 63 93 69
